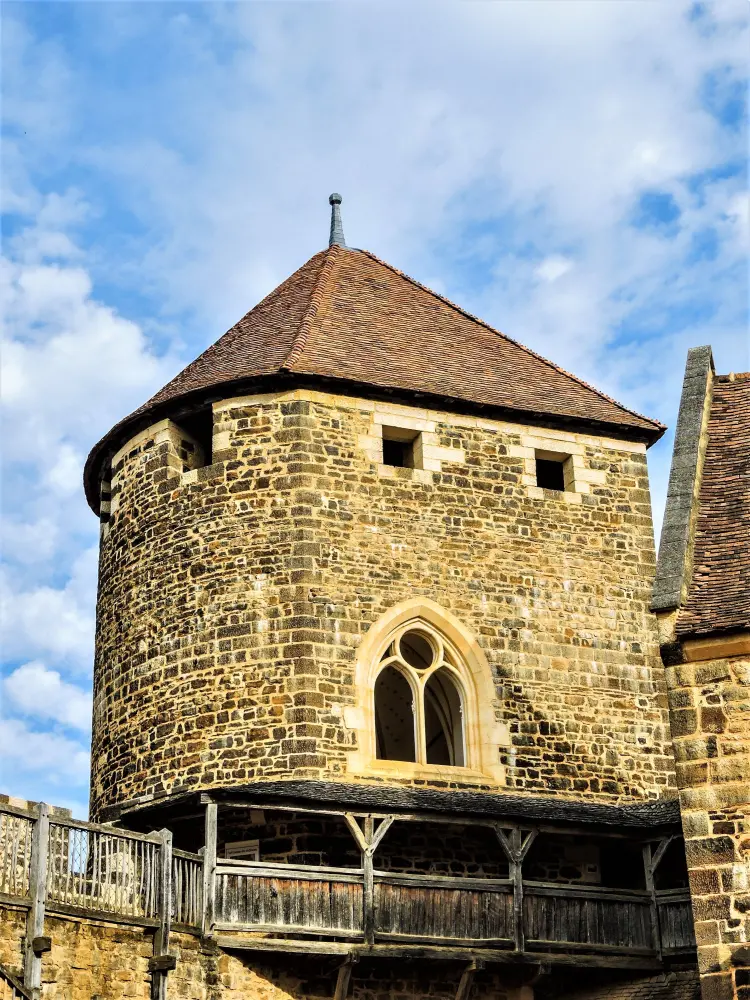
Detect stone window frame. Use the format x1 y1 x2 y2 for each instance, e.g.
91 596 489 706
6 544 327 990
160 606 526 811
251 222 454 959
344 597 508 785
510 430 609 505
358 403 466 481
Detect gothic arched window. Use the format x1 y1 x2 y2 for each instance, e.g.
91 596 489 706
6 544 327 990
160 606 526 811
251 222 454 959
374 624 467 768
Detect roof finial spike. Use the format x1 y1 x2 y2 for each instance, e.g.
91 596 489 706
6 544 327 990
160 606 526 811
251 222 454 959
328 192 346 248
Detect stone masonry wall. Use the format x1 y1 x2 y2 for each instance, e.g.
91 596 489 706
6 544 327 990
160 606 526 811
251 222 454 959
91 389 675 818
665 651 750 1000
213 810 678 889
0 903 699 1000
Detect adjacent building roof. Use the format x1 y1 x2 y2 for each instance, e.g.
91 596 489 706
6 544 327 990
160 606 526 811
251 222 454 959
653 345 750 640
676 372 750 639
85 243 664 510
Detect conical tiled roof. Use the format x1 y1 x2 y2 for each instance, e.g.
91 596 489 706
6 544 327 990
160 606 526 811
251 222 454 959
85 244 664 509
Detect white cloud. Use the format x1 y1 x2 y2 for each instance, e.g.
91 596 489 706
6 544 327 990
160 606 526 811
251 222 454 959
0 0 747 810
0 548 97 672
0 718 90 785
4 661 92 731
1 255 172 465
534 256 574 283
45 444 86 497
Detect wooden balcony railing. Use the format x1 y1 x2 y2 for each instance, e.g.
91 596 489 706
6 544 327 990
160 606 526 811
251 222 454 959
210 858 695 961
0 798 698 994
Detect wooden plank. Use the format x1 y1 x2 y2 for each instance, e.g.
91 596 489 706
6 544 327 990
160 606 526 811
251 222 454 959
202 802 217 937
0 962 33 1000
654 888 691 902
0 803 37 822
42 814 161 841
374 931 514 948
23 803 49 999
0 892 31 909
374 871 511 892
172 848 203 862
213 934 663 969
524 938 655 956
370 816 394 853
343 814 369 854
650 836 675 874
216 861 363 882
522 883 650 904
212 921 363 940
43 902 160 927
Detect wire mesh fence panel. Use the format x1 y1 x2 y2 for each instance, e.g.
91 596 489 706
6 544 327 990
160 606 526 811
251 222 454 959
172 851 203 927
46 822 161 919
0 812 34 900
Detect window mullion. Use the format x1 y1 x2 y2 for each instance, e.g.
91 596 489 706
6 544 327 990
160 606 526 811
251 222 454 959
413 671 427 764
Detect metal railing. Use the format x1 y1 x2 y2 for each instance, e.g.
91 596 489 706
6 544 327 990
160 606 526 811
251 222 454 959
46 818 161 921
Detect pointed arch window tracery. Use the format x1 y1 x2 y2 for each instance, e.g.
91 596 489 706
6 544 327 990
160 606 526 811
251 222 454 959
373 622 467 768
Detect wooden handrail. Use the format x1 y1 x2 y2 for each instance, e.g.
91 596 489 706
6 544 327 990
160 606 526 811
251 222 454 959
0 963 32 999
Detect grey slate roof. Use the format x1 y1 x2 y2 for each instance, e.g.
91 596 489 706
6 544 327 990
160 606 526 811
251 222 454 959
111 781 681 831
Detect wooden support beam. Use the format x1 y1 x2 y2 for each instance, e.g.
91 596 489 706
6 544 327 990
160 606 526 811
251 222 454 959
24 803 49 1000
202 802 218 938
370 817 394 853
343 814 368 854
333 955 357 1000
455 959 483 1000
650 836 674 875
213 934 663 970
344 815 395 947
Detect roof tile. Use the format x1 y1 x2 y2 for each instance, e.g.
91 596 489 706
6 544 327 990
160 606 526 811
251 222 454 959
85 244 665 510
677 374 750 638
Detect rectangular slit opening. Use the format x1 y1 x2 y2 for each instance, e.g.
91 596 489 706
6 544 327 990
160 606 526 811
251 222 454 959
535 451 571 492
382 427 420 469
176 409 213 470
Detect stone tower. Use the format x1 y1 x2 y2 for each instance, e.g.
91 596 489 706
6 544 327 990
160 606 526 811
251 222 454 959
81 197 701 998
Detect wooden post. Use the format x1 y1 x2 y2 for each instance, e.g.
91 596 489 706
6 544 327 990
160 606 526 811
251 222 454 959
495 825 537 955
362 817 375 946
24 803 49 999
643 837 672 959
202 802 217 938
344 814 393 946
333 954 357 1000
150 828 173 1000
455 959 483 1000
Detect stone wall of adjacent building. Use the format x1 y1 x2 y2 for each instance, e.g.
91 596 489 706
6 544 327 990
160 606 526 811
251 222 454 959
664 649 750 1000
91 389 675 819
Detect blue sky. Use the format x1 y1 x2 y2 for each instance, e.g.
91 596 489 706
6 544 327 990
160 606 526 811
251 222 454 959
1 1 748 819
